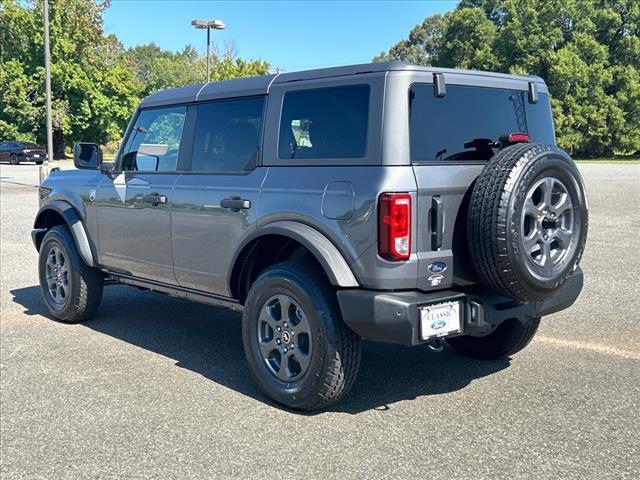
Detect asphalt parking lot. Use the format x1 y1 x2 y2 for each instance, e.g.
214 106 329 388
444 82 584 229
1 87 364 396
1 162 639 479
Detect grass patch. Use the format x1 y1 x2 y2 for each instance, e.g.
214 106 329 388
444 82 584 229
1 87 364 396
575 158 640 164
574 154 639 164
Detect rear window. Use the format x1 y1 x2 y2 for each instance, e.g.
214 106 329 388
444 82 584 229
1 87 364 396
409 84 555 162
278 85 369 159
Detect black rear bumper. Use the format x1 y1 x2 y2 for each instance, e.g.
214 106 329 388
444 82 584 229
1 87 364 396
337 268 583 346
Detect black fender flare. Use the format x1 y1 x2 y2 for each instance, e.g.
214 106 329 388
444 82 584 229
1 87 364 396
229 221 359 290
32 200 96 267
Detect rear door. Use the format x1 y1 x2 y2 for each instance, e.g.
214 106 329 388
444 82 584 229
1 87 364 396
95 105 188 284
171 96 267 296
409 82 556 290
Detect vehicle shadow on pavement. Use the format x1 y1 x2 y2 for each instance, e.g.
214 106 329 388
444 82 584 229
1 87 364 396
11 285 510 415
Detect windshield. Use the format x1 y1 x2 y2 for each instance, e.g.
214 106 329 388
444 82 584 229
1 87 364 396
409 84 555 162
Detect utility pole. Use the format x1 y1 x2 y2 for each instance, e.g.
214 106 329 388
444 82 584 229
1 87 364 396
191 19 225 83
41 0 53 184
206 26 210 82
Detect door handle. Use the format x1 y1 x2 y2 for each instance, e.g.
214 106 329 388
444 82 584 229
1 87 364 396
142 193 167 205
431 196 444 251
220 196 251 211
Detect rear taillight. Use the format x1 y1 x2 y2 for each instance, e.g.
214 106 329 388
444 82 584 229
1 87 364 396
378 193 411 261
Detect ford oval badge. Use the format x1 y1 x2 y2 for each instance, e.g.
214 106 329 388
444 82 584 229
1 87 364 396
428 262 447 274
431 319 447 330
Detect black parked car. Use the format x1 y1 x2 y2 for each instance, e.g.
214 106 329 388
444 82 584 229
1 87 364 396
0 141 46 165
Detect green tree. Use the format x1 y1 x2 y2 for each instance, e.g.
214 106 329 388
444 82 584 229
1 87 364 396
0 0 270 158
0 0 141 158
438 7 498 70
374 14 448 65
127 42 270 97
127 43 202 97
375 0 640 157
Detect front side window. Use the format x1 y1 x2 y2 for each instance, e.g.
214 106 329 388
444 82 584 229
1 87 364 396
120 106 187 172
278 85 369 160
409 84 555 162
191 97 264 172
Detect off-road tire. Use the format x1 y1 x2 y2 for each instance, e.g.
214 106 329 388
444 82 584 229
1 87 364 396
447 316 540 360
468 143 588 302
9 153 19 165
242 262 361 411
38 225 103 323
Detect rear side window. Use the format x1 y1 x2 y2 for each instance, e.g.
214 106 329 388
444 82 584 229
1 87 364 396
409 84 555 162
191 97 264 172
278 85 369 159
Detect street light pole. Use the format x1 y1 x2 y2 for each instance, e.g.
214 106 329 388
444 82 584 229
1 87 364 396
41 0 54 184
206 25 210 83
191 19 225 83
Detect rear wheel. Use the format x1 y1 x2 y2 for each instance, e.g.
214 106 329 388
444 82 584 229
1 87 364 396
38 225 103 323
447 316 540 360
9 153 19 165
242 262 361 411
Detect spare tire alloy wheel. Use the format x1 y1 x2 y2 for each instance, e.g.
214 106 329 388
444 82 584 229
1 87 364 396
522 177 574 268
258 294 312 381
468 143 588 302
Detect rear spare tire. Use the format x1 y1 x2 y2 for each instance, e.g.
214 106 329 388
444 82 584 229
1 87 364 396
468 143 588 302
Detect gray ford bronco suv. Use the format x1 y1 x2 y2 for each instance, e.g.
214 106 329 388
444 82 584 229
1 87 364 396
33 62 588 411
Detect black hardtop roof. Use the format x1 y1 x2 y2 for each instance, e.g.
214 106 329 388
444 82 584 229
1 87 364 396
139 61 545 108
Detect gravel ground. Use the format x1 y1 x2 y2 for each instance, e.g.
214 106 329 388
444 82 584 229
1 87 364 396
1 162 639 479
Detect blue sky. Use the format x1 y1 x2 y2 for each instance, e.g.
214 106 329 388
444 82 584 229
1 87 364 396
104 1 458 72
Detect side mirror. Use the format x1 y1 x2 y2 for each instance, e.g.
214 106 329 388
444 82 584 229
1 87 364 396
73 142 103 170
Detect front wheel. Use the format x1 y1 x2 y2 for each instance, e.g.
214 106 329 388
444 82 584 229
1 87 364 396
9 154 19 165
446 316 540 360
242 262 361 411
38 225 104 323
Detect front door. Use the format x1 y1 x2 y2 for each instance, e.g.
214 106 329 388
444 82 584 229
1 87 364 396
171 96 266 296
95 105 188 284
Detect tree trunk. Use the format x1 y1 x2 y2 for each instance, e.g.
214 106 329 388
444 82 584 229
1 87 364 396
53 129 66 159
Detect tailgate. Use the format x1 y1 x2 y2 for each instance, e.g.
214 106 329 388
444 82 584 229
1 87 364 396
413 164 483 291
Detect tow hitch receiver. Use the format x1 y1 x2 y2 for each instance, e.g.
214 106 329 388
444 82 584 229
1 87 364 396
426 338 444 353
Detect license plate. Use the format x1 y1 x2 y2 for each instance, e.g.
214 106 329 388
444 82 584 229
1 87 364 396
420 301 462 340
33 154 40 158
